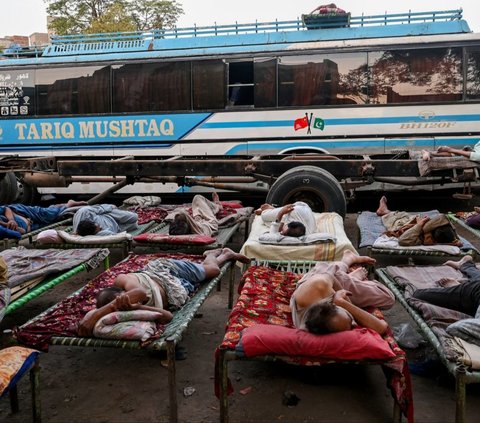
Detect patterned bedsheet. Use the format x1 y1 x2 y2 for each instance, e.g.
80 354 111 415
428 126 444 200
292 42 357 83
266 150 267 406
15 253 202 350
357 211 476 252
217 265 413 422
0 248 108 288
240 212 356 261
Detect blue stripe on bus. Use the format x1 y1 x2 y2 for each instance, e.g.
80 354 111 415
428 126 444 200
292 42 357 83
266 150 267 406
200 114 480 129
225 138 477 154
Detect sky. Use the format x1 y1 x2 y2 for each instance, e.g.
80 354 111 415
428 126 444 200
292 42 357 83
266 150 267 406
1 0 479 36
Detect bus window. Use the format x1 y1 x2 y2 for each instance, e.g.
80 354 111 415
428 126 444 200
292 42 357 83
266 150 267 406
466 47 480 100
227 60 254 107
254 58 276 108
36 65 110 115
278 53 367 107
369 48 462 104
0 69 35 117
113 61 191 113
193 60 226 110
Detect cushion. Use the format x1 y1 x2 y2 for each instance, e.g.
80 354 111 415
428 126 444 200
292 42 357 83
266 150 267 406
239 324 396 361
122 195 162 207
133 233 216 245
258 232 336 246
93 310 162 342
57 230 132 244
219 201 243 209
36 229 63 244
0 346 39 396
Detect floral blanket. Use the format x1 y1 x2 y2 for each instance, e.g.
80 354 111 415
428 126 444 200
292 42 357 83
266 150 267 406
217 266 413 423
15 253 202 350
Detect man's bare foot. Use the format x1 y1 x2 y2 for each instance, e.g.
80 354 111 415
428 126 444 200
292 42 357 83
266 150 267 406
219 247 250 264
349 267 368 281
421 150 431 161
474 206 480 214
212 192 220 204
436 277 461 288
342 250 376 267
444 255 473 270
376 196 390 216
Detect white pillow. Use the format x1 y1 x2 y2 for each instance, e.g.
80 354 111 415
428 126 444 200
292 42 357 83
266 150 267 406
57 230 132 244
258 232 336 246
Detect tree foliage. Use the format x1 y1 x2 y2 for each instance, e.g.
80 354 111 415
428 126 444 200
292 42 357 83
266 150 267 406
45 0 183 35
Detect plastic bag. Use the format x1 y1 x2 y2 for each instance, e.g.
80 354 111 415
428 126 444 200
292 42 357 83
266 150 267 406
392 323 426 349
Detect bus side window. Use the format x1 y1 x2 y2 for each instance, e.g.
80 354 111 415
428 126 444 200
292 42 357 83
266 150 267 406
227 61 253 107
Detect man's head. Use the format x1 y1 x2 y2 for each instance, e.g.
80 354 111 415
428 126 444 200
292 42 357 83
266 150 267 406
169 214 191 235
281 221 306 238
432 224 457 244
96 286 123 308
77 219 100 236
304 301 354 334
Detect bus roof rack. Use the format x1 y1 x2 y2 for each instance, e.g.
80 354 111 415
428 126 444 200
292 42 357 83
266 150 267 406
37 9 467 58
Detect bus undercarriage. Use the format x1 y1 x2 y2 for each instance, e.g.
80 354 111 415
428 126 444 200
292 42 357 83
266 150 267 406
1 152 478 215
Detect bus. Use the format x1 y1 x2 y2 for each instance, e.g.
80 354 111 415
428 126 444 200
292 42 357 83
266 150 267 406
0 8 479 202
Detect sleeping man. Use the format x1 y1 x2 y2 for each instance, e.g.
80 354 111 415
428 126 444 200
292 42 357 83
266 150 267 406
78 248 249 336
256 202 317 238
290 251 394 335
73 204 139 236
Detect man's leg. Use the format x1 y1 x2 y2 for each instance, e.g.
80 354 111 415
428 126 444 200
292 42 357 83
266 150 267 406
202 248 249 278
110 209 139 232
413 285 466 312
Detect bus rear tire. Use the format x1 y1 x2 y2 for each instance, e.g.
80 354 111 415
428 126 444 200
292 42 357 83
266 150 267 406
0 172 19 204
15 177 40 205
266 166 346 217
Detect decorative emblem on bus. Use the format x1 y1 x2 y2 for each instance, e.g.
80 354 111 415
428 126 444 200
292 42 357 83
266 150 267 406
294 113 325 134
418 110 435 120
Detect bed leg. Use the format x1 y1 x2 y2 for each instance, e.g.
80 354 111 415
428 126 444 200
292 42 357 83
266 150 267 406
9 384 19 413
455 366 466 423
166 338 178 423
228 266 235 310
30 358 41 423
103 255 110 270
392 400 401 423
219 349 229 423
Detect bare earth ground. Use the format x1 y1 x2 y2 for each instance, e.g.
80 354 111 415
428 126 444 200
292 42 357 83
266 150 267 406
3 192 480 423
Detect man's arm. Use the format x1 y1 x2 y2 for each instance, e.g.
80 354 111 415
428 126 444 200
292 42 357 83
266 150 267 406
398 216 428 246
333 291 388 335
3 208 20 231
78 302 117 336
437 146 472 159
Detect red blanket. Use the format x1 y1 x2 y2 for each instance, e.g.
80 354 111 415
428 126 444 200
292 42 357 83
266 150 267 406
216 266 413 423
14 253 202 350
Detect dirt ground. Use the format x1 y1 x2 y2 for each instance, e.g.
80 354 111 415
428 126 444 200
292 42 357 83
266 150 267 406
3 191 480 423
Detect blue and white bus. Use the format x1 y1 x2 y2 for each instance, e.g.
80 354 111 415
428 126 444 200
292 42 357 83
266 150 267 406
0 8 479 200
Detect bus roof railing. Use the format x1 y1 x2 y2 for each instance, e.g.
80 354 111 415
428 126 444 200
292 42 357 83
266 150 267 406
32 9 467 58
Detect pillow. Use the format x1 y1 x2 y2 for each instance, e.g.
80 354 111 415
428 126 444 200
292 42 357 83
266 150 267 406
134 233 216 245
123 195 162 207
220 201 243 209
36 229 63 244
57 230 132 244
258 232 336 246
93 310 163 342
239 324 396 361
0 346 40 396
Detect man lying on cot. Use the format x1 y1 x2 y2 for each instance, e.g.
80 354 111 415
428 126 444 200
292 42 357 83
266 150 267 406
255 201 317 238
73 204 139 236
78 248 250 337
412 255 480 346
0 199 87 239
376 196 461 247
168 192 236 236
421 141 480 162
290 251 394 335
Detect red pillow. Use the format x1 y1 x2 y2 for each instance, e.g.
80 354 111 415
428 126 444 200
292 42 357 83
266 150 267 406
240 324 396 361
220 201 243 209
133 233 216 245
